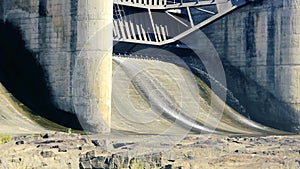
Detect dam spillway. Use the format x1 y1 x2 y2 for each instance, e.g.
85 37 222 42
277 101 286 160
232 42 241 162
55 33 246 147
111 56 285 135
0 0 300 134
0 55 286 135
0 84 47 134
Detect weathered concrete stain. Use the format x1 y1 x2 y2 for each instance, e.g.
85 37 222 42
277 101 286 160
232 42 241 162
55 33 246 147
0 0 113 132
0 0 300 133
203 0 300 132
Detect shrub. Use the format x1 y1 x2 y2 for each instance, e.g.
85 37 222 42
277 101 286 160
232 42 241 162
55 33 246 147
0 134 12 144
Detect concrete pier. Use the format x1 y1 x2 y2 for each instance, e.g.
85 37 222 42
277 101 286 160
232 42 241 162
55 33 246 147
0 0 113 132
72 0 113 132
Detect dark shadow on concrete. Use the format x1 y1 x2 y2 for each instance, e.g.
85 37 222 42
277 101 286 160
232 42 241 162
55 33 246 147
114 42 249 120
200 1 299 133
0 21 82 130
222 58 299 133
114 41 300 133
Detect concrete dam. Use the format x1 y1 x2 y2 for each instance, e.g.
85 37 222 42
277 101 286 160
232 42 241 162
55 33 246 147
0 0 299 135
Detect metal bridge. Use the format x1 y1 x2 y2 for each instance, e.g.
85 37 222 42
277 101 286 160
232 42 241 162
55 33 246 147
113 0 248 45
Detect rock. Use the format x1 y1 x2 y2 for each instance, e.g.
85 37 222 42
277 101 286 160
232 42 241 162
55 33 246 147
67 162 72 169
164 164 172 169
70 134 77 137
91 140 101 146
145 153 162 167
15 140 24 145
108 154 120 169
79 161 92 169
41 162 48 167
41 140 56 144
184 153 193 160
42 134 49 139
166 151 176 163
79 154 88 162
15 136 26 140
122 156 129 168
11 158 22 163
58 148 67 152
85 150 96 160
50 145 59 149
40 151 55 158
91 140 105 147
113 143 126 149
90 156 107 168
232 139 241 144
81 138 89 144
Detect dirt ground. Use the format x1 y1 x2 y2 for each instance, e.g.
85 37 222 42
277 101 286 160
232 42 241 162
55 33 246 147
0 132 299 169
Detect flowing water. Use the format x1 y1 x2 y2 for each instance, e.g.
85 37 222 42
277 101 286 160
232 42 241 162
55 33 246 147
111 56 286 135
0 56 288 136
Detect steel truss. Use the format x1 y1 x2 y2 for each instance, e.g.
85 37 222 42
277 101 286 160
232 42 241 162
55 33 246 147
113 0 248 45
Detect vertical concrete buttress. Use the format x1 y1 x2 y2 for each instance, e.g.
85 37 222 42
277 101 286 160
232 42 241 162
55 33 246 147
73 0 113 132
203 0 300 133
0 0 113 132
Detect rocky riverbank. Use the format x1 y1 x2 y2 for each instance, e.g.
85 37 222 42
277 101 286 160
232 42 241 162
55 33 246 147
0 132 300 169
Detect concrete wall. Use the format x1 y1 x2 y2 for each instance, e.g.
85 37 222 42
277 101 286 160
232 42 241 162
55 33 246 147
0 0 78 112
203 0 300 132
1 0 300 133
0 0 113 132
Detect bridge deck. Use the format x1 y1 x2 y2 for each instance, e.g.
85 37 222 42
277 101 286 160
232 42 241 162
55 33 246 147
113 0 248 45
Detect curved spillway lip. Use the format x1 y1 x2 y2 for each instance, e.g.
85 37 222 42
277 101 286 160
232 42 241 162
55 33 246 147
0 84 48 134
112 57 290 136
0 84 79 135
112 57 219 134
191 67 289 135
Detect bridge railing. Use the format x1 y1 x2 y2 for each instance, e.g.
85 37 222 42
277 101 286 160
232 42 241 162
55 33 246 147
113 0 248 45
114 0 210 8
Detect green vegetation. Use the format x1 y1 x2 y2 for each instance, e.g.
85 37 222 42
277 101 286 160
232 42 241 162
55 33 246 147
66 128 72 135
129 158 147 169
0 134 12 144
129 157 162 169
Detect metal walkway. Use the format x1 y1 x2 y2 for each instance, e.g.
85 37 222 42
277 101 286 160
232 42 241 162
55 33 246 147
113 0 248 45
